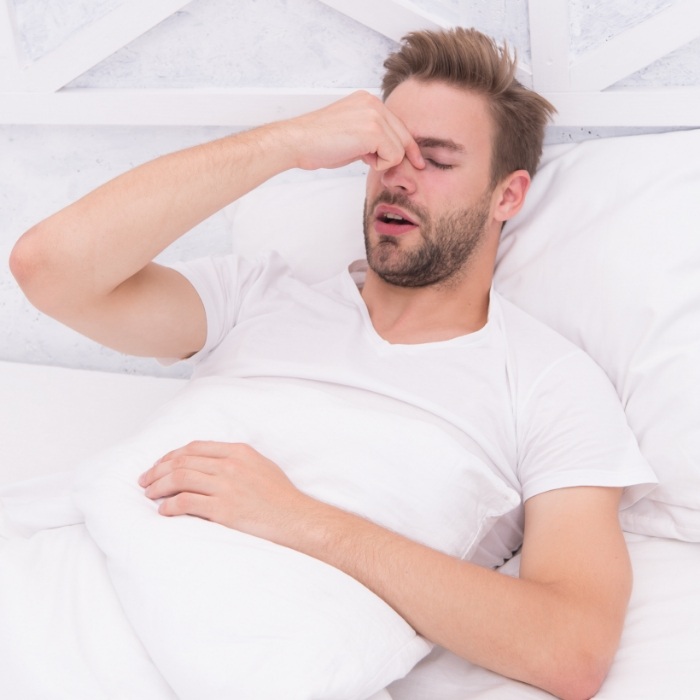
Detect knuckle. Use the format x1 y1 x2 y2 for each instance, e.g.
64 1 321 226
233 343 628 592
159 498 175 515
171 468 188 487
173 492 194 511
229 442 253 458
172 455 188 470
239 443 256 457
353 89 372 102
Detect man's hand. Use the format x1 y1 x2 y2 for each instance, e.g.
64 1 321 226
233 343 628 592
282 90 425 172
138 441 312 543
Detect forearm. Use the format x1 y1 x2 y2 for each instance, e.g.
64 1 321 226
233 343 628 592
12 89 422 307
12 123 295 302
271 496 624 700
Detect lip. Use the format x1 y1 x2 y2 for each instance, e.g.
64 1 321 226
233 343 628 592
374 204 419 237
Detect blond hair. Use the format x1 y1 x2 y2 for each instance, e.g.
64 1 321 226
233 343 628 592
382 28 556 184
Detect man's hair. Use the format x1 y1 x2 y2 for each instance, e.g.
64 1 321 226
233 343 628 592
381 28 556 185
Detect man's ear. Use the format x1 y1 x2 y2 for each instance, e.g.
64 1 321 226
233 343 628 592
493 170 530 224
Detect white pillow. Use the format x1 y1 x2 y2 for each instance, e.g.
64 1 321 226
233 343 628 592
228 129 700 542
73 376 518 699
495 129 700 541
227 175 367 283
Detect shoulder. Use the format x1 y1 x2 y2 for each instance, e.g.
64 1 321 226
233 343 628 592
491 290 632 454
493 290 581 356
491 290 608 391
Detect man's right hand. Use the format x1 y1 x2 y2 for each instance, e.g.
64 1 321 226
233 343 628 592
280 90 425 172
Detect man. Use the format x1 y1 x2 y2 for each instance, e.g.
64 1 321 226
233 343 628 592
11 28 653 699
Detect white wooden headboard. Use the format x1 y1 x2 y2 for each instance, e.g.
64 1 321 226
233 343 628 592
1 0 698 127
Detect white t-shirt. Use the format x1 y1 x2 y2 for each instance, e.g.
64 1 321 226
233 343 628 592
171 252 656 566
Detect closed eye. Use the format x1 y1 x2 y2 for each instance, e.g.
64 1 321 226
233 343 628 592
426 158 454 170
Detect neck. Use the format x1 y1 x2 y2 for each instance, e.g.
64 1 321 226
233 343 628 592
360 266 492 345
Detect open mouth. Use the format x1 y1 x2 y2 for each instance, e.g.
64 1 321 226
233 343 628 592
374 205 418 235
379 212 414 225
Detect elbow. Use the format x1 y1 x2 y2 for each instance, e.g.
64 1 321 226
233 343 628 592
546 648 613 700
10 227 42 295
10 223 67 314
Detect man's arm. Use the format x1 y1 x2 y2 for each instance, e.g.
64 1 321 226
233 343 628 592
9 91 424 360
138 441 630 700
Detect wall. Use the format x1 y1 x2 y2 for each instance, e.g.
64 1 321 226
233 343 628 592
1 0 696 377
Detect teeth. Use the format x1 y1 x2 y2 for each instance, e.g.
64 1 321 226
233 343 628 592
382 212 412 224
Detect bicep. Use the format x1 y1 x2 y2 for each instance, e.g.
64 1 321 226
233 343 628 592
64 262 207 360
520 486 632 636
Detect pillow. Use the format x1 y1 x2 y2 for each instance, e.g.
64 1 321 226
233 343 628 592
228 129 700 542
495 129 700 541
73 376 518 699
226 175 367 283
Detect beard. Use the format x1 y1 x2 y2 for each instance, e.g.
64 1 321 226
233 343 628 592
362 190 491 288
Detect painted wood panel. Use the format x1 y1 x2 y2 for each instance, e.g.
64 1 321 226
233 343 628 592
1 0 698 126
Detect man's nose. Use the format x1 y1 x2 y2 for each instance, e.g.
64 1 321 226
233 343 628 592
380 157 418 194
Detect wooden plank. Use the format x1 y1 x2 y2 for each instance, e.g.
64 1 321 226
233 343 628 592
2 0 194 92
545 88 700 127
571 0 700 91
528 0 571 92
0 87 371 126
459 0 505 33
320 0 532 85
0 86 698 127
317 0 445 42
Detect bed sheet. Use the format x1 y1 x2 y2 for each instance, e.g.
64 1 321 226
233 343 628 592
1 360 699 699
0 360 184 485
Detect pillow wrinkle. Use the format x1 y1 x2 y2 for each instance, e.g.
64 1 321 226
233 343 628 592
495 128 700 541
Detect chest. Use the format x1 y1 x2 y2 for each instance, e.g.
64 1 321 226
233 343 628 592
198 285 518 473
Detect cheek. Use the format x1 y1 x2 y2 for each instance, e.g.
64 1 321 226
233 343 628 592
364 173 387 215
365 170 382 193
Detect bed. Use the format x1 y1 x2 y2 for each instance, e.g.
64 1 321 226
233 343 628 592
2 2 700 697
2 124 700 698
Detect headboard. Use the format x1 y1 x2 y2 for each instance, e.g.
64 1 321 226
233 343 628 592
1 0 698 128
1 0 699 377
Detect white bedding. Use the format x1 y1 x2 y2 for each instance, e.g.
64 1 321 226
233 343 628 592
2 360 700 698
2 367 519 699
2 125 700 699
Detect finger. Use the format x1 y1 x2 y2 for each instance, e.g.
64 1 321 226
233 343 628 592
140 441 255 486
372 126 408 171
379 110 425 171
139 451 226 488
361 153 378 169
403 138 426 170
143 466 216 501
158 491 216 520
156 440 250 464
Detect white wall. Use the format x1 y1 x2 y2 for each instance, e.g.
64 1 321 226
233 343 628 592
1 0 697 377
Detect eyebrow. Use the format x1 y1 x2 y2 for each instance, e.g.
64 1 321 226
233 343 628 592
415 136 466 153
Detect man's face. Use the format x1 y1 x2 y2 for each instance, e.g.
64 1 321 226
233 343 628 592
363 79 497 288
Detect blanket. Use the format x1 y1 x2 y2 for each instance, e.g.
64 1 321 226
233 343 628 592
1 376 518 699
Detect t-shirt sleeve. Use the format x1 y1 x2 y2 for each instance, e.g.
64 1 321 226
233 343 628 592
165 254 269 365
516 349 657 509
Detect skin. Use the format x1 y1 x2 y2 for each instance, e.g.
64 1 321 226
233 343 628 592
360 80 521 343
11 79 631 700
